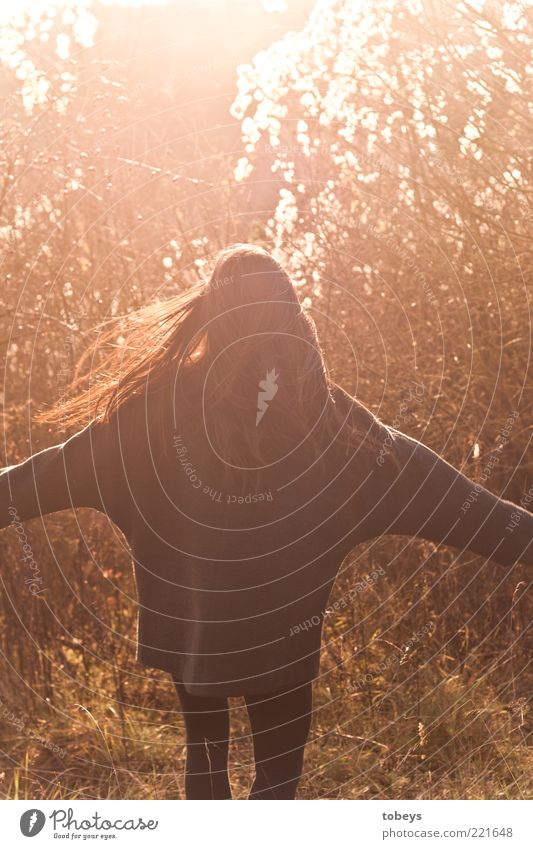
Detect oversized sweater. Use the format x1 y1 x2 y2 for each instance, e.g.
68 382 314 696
1 383 532 696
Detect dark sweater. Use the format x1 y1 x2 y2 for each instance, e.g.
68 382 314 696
1 383 532 696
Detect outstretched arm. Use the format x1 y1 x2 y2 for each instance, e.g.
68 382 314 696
0 417 130 534
361 423 533 567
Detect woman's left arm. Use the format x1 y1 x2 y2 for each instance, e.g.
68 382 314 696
0 416 130 534
362 424 533 567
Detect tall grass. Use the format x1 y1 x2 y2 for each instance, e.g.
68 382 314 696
1 0 532 798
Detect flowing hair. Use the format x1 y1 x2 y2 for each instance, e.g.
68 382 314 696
39 244 393 491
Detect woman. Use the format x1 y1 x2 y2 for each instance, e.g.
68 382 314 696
1 243 532 800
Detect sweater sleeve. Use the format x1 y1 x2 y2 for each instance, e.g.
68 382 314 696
0 416 130 535
360 424 533 567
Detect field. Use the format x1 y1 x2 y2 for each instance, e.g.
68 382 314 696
0 0 532 799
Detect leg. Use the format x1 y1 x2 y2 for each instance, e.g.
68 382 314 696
245 681 313 799
173 679 232 800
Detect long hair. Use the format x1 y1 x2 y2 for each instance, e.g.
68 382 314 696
40 244 393 490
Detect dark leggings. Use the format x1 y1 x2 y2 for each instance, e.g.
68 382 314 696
173 679 313 799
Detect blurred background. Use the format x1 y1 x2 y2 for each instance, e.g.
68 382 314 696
0 0 532 799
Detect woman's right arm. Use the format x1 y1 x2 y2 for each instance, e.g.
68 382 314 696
330 381 533 567
360 423 533 567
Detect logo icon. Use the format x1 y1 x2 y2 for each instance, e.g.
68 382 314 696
256 368 279 425
20 809 46 837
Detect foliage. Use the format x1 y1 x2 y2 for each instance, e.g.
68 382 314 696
0 0 532 799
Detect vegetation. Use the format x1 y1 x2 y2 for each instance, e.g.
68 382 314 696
0 0 532 798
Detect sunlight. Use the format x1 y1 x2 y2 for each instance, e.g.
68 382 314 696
0 0 291 13
0 0 166 26
1 0 533 809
